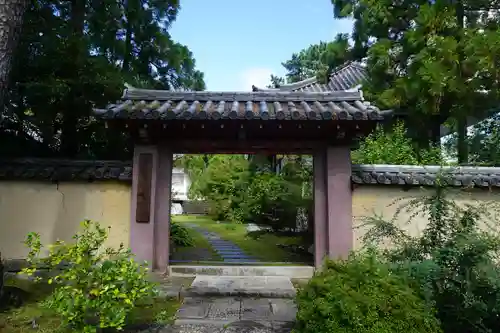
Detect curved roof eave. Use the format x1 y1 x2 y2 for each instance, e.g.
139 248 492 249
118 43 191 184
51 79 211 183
252 61 367 93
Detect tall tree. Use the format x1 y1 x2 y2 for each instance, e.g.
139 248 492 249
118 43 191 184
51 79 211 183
270 33 351 85
331 0 500 163
2 0 205 159
0 0 29 115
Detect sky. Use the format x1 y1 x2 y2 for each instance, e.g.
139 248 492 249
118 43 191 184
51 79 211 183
169 1 353 91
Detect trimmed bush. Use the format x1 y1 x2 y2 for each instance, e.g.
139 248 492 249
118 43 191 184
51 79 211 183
295 253 442 333
170 222 194 247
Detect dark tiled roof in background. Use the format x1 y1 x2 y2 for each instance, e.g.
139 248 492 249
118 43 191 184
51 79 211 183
94 89 390 121
0 159 132 182
252 61 367 93
352 165 500 188
1 159 500 188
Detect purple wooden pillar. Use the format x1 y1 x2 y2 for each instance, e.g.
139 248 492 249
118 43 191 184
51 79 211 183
326 146 353 259
313 150 328 268
130 145 173 271
153 146 173 272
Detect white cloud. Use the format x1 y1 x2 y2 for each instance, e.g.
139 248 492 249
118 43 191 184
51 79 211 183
238 67 276 91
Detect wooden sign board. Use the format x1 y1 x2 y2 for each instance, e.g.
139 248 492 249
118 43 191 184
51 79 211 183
136 153 153 223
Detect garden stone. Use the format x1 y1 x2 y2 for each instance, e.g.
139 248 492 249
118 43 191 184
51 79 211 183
246 224 261 232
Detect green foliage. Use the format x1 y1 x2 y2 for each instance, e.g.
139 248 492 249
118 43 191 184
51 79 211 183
240 172 305 230
170 222 194 247
444 114 500 166
2 0 205 159
295 252 442 333
178 154 311 231
352 121 444 165
20 220 155 333
363 178 500 333
331 0 500 163
277 34 351 84
178 155 251 220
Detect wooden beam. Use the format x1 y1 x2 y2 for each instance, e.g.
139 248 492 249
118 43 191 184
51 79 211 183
159 140 329 154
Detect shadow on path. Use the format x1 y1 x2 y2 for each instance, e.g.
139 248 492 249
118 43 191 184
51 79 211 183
170 223 259 264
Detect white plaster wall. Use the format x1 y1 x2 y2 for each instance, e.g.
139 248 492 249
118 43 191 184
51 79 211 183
172 168 190 201
0 181 131 259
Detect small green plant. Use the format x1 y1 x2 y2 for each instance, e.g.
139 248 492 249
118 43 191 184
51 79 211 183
295 252 442 333
170 222 194 247
21 220 156 333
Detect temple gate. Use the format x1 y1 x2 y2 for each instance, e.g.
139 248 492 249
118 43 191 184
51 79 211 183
94 88 392 271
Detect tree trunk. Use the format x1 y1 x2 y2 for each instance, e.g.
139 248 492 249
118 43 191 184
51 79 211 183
457 114 469 164
0 0 29 117
455 0 469 164
122 0 139 73
60 0 86 157
0 252 4 305
122 1 133 73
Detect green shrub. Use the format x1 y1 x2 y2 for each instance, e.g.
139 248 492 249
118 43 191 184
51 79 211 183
295 253 442 333
170 222 194 247
178 154 312 231
239 172 305 230
20 220 156 333
363 178 500 333
352 121 444 165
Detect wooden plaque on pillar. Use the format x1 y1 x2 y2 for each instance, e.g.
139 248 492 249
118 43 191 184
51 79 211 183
136 153 153 223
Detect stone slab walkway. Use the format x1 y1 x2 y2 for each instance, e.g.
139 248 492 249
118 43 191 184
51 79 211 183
169 297 295 332
143 275 298 332
184 276 296 298
171 223 258 264
154 320 293 333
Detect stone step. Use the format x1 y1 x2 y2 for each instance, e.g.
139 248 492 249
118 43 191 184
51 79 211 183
221 259 259 263
215 250 248 254
210 243 238 245
217 254 254 259
212 247 243 250
169 319 294 332
181 276 296 298
174 296 296 331
169 265 314 278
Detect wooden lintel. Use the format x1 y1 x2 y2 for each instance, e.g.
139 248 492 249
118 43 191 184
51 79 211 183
160 140 328 154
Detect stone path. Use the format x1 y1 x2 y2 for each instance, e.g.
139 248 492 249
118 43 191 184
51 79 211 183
148 274 298 332
168 297 295 332
170 223 258 264
165 320 293 333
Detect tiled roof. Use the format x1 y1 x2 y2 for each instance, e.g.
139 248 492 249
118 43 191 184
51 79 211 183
93 89 390 121
252 61 367 93
352 165 500 188
1 159 500 188
0 159 132 182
